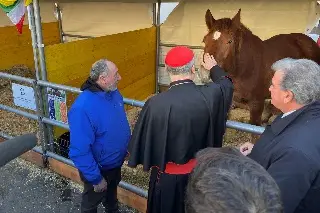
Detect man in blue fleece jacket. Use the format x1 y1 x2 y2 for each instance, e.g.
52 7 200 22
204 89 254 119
68 59 131 213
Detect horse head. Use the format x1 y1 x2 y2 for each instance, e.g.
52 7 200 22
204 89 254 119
201 9 243 76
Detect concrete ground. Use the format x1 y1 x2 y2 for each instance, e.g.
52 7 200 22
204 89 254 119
0 158 137 213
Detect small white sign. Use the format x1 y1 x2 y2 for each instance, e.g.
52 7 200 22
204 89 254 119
12 83 37 111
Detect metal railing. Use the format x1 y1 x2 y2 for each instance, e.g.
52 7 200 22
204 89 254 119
0 72 149 198
0 71 266 199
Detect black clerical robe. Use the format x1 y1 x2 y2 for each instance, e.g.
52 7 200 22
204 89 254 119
127 65 234 172
127 65 233 213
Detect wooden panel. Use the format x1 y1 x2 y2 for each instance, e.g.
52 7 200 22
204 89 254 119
44 26 156 138
118 187 147 213
45 26 156 92
48 157 147 212
19 150 45 168
0 22 61 71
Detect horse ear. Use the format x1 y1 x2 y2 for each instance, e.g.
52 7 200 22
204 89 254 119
232 8 241 28
205 9 215 30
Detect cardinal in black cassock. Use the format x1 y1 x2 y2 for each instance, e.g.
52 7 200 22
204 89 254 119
127 46 234 213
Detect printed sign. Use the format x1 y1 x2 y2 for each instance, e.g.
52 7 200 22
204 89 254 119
12 83 37 111
47 88 68 124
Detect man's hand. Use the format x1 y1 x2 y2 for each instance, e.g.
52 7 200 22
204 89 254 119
239 142 254 156
201 53 217 70
93 177 108 193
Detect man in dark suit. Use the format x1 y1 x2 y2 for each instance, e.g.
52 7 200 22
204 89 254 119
240 58 320 213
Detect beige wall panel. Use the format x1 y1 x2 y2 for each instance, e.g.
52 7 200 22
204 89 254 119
59 2 153 37
161 0 320 46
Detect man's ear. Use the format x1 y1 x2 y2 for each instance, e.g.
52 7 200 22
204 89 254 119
284 90 294 104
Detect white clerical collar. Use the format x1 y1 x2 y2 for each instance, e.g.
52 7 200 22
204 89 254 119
281 110 296 118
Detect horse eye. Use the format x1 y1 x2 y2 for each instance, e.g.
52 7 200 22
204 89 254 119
228 40 233 44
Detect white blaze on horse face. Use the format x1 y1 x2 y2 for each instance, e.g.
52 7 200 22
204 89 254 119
213 31 221 40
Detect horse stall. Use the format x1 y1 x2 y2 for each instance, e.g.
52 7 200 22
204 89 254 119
0 0 319 212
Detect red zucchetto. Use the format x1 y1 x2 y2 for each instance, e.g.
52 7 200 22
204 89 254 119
165 46 194 67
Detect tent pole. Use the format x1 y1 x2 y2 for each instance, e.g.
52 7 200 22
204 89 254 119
155 0 161 94
26 4 40 81
54 3 64 43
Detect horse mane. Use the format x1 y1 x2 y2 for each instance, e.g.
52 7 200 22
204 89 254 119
209 18 254 38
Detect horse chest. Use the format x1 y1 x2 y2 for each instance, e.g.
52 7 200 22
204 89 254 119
232 79 252 101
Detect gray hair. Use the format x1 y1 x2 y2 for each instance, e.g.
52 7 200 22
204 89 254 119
166 57 195 75
271 58 320 105
186 147 283 213
90 59 109 81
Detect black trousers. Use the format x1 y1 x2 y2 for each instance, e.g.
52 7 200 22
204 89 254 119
147 167 191 213
80 167 121 213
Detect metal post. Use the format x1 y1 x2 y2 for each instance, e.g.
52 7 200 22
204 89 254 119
155 0 161 94
33 0 54 151
32 81 49 166
33 0 47 81
27 4 40 81
54 3 64 43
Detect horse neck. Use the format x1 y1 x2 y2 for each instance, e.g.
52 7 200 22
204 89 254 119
231 30 264 77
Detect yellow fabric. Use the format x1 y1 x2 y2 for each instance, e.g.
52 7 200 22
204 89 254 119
0 0 16 7
24 0 32 6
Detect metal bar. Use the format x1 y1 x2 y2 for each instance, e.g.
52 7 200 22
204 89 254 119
226 120 265 135
0 72 35 84
54 3 64 43
33 0 54 150
161 42 204 50
32 81 50 160
45 150 148 198
38 80 146 108
42 117 70 130
155 0 161 94
123 98 145 108
119 181 148 198
26 4 40 81
62 33 95 39
0 104 38 120
0 132 14 140
33 0 47 81
32 146 43 154
46 151 74 167
37 80 81 94
152 3 156 25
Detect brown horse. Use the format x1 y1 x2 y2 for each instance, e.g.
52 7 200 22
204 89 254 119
201 9 320 128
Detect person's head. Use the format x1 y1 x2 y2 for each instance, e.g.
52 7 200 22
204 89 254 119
90 59 121 92
269 58 320 113
185 147 283 213
165 46 196 82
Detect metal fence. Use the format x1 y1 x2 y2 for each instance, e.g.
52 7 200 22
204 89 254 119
0 70 265 198
0 0 265 202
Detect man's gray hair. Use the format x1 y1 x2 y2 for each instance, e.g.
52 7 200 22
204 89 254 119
90 59 109 81
271 58 320 105
166 57 195 75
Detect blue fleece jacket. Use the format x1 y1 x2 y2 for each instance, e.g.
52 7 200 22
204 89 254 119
68 81 130 185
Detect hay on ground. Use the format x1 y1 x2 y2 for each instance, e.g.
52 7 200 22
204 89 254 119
0 65 39 139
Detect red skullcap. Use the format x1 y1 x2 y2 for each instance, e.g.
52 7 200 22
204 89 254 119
165 46 194 67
